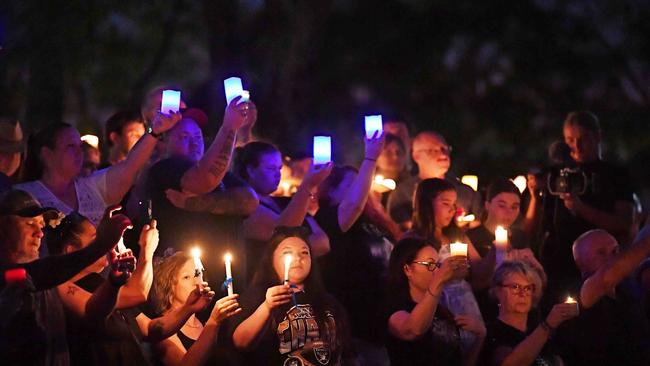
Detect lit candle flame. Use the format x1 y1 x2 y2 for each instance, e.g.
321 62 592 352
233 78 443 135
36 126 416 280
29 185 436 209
565 296 576 304
283 254 293 283
450 242 468 257
224 252 233 295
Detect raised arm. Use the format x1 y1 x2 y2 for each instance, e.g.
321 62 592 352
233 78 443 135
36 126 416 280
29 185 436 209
580 225 650 308
117 220 158 308
233 284 293 350
494 302 578 366
22 208 131 290
156 294 241 366
388 257 458 340
337 133 385 232
138 283 215 342
165 186 259 217
104 112 182 204
181 97 249 194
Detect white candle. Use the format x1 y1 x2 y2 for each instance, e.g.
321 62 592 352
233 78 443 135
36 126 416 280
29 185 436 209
191 247 204 285
283 254 293 284
224 253 233 296
495 226 508 249
461 175 478 192
512 175 527 194
116 236 127 254
450 242 468 257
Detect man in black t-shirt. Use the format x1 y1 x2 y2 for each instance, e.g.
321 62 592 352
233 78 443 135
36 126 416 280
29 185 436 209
540 111 634 304
145 103 257 286
556 228 650 366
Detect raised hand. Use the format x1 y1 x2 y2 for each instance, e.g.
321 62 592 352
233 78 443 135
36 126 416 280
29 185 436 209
364 130 386 161
546 302 579 328
263 284 293 310
97 205 133 251
109 249 136 286
223 96 251 130
138 219 159 259
302 163 333 189
210 294 242 325
151 110 182 135
184 282 216 313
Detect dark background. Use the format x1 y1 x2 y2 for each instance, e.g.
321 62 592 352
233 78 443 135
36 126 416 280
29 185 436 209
1 0 649 195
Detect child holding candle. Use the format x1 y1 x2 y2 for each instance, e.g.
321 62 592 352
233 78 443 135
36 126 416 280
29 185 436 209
149 251 241 366
231 226 354 365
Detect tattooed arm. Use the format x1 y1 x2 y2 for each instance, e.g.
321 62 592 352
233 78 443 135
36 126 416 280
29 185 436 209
165 186 259 216
181 97 250 194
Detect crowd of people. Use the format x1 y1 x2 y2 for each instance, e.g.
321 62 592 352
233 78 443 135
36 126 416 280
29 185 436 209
0 90 649 366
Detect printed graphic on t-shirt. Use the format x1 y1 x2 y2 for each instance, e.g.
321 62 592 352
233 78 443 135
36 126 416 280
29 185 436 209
277 304 338 366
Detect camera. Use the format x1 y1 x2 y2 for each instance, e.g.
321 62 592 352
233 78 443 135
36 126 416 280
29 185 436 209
547 167 588 196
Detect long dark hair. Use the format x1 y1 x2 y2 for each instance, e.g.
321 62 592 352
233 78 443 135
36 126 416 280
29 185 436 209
21 122 74 182
411 178 461 249
46 211 91 255
250 226 343 346
386 236 435 304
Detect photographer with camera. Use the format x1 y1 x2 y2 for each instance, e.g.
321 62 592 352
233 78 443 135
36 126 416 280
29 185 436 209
538 111 635 307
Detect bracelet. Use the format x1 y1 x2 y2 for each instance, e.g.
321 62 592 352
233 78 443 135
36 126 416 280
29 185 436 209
147 126 162 139
364 157 377 162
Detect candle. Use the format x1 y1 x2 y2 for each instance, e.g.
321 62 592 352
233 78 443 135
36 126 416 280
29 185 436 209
313 136 332 165
450 242 468 257
223 77 244 105
374 174 384 184
191 247 204 285
382 178 396 191
512 175 527 194
283 254 293 284
80 134 99 149
224 253 233 296
160 90 181 114
364 115 383 139
461 175 478 192
116 236 127 254
457 214 475 222
495 226 508 249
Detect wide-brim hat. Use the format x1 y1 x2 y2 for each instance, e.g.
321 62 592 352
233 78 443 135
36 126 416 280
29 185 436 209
0 118 25 154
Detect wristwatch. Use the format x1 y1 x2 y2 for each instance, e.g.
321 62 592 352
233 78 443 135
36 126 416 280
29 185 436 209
147 126 162 139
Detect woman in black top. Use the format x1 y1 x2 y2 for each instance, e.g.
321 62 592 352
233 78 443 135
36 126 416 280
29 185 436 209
483 261 578 366
149 251 241 366
232 226 354 365
385 236 484 366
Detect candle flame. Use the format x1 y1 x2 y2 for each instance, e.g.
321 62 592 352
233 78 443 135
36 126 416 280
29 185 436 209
512 175 527 194
191 247 201 258
224 252 232 262
284 254 293 265
565 296 576 304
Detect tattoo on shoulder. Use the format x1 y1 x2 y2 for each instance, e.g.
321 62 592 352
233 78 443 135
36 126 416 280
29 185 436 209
67 286 78 296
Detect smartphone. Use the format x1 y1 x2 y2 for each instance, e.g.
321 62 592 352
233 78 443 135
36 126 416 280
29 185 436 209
160 90 181 114
313 136 332 165
224 77 244 105
364 115 383 139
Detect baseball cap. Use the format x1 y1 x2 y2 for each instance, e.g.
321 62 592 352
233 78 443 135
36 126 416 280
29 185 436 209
0 189 60 221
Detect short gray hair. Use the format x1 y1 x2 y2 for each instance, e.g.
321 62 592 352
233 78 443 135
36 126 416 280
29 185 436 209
490 260 544 306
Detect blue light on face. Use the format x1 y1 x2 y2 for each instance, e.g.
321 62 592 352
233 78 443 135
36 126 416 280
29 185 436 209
364 115 383 139
223 77 244 105
160 90 181 114
313 136 332 165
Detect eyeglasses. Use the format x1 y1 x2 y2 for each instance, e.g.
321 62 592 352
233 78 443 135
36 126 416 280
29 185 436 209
411 261 441 271
499 283 535 296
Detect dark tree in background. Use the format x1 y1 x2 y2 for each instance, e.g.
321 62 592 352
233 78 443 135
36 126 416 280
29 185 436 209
0 0 649 196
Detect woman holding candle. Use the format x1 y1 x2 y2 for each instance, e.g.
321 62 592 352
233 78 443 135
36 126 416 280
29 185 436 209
48 212 215 366
231 226 354 365
385 237 485 366
149 252 241 366
483 261 578 366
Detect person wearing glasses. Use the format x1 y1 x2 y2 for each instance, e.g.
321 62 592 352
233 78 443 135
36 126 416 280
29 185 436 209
387 131 483 230
483 261 578 366
385 237 485 366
